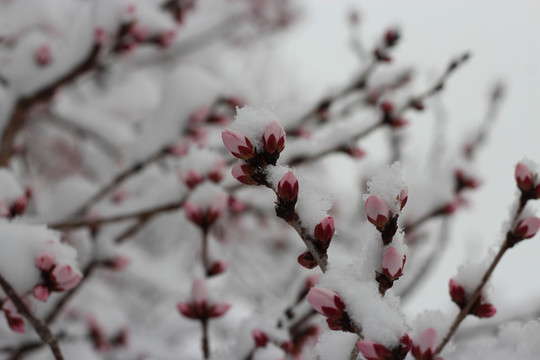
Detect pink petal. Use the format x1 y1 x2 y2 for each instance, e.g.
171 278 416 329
515 162 534 192
252 328 269 347
306 287 343 319
33 284 50 302
183 201 203 226
51 264 74 284
400 184 408 210
222 130 255 160
35 253 55 272
417 327 438 354
177 302 196 319
191 278 208 313
515 217 540 239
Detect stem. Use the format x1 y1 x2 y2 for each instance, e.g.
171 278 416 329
201 319 210 359
436 195 525 354
0 274 64 360
201 227 209 276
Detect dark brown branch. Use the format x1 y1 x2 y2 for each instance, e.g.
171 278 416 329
0 44 101 167
0 274 64 360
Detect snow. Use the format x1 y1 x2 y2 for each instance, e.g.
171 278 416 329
0 220 80 295
229 106 280 153
315 330 358 360
366 162 406 214
0 169 24 204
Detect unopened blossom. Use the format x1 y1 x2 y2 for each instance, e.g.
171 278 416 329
400 185 408 210
356 340 392 360
222 130 255 160
157 30 176 48
381 246 406 280
515 162 534 192
252 328 269 348
277 172 298 200
412 328 438 360
365 195 391 228
313 216 335 243
306 287 345 320
449 279 465 307
35 45 52 66
514 217 540 240
231 163 258 185
262 121 286 155
177 279 231 320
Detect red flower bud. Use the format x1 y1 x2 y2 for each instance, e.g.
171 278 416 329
357 340 392 360
222 130 255 160
314 216 335 243
35 45 52 66
262 121 286 155
515 162 534 193
252 328 269 348
307 287 346 320
231 163 258 185
473 303 497 318
365 195 390 228
277 172 298 200
514 217 540 239
381 246 406 280
297 251 318 269
412 328 438 360
449 279 465 307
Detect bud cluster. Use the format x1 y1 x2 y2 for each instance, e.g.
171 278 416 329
306 287 356 332
1 297 32 333
87 315 129 353
374 28 400 63
183 183 228 230
380 100 409 129
177 278 231 321
449 279 496 318
0 194 27 219
33 253 83 303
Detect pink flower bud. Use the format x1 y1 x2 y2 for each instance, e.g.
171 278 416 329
305 273 320 290
473 303 497 318
208 160 225 183
177 302 196 319
206 193 228 224
381 101 394 114
345 145 366 159
442 200 460 214
381 246 406 280
514 217 540 239
356 340 392 360
231 163 258 185
306 287 345 320
222 130 255 160
180 169 205 189
277 172 298 200
184 201 203 226
412 328 438 360
208 302 231 318
365 195 390 228
51 264 74 284
297 251 317 269
262 121 286 154
157 30 176 48
515 162 534 192
94 27 108 45
252 328 269 348
191 279 208 315
400 185 408 210
314 216 335 243
35 253 55 272
11 195 27 216
208 260 228 276
35 45 52 66
7 316 25 333
130 23 150 42
449 279 465 307
33 284 50 302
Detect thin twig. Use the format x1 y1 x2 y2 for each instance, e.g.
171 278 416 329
0 274 64 360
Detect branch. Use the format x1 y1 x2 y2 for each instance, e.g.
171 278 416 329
0 274 64 360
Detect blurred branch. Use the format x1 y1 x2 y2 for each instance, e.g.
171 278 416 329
0 274 64 360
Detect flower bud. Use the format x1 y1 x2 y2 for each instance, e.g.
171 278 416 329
365 195 390 228
306 287 345 320
192 279 208 316
11 195 27 216
157 30 176 48
356 340 392 360
473 303 497 318
449 279 465 307
412 328 438 360
206 193 228 224
314 216 335 243
35 253 55 272
35 45 52 66
297 251 317 269
381 246 406 280
391 117 409 128
384 28 400 47
180 169 205 189
33 284 50 302
208 260 228 276
130 23 150 42
514 217 540 239
252 328 269 348
94 27 108 45
231 163 258 185
515 162 534 193
262 121 286 155
381 101 394 114
184 201 203 226
208 160 225 183
222 130 255 160
277 172 298 200
400 185 408 210
176 302 196 319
